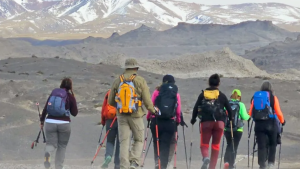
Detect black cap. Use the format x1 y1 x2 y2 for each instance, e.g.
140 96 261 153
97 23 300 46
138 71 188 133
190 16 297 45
162 74 175 83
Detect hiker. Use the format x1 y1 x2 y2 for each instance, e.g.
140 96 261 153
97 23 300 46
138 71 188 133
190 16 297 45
190 74 233 169
167 112 188 169
108 58 158 169
40 78 78 169
248 80 285 169
101 89 120 169
223 89 250 169
146 74 181 169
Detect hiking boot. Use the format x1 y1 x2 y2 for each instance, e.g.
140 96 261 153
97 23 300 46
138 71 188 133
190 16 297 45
268 163 275 169
223 162 229 169
129 161 139 169
44 152 51 169
201 157 210 169
101 156 112 168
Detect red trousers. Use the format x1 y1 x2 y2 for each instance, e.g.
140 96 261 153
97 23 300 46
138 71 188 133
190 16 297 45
200 121 224 169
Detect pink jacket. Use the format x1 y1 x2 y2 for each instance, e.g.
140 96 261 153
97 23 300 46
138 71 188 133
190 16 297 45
146 89 181 123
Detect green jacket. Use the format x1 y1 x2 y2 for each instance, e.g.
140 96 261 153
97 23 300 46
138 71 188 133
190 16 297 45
225 99 250 132
108 69 155 118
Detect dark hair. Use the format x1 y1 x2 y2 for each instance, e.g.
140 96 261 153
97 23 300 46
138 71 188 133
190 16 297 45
60 78 74 96
209 74 220 87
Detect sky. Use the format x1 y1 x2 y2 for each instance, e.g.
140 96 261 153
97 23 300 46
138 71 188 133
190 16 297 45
180 0 300 7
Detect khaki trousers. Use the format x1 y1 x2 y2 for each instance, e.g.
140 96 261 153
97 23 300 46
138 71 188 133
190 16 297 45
117 115 144 169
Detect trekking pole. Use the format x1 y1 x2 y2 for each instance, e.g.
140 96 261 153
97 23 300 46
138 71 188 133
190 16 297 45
94 126 105 154
141 136 153 168
91 116 117 165
220 134 225 169
230 121 236 159
252 135 256 169
141 120 151 166
248 120 253 168
31 102 46 149
188 125 194 169
155 116 161 169
182 126 188 169
173 131 178 169
278 127 283 169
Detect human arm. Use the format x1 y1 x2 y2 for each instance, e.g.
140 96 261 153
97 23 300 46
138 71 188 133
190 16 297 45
191 93 203 124
140 78 155 113
147 90 159 120
69 94 78 117
274 96 285 124
223 94 233 120
40 96 50 125
101 92 109 126
175 93 181 123
239 102 250 121
248 100 253 117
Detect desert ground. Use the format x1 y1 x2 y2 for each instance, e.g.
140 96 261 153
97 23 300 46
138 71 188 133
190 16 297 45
0 57 299 168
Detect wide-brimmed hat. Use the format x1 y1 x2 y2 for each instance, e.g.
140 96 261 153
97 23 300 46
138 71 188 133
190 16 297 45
124 58 139 69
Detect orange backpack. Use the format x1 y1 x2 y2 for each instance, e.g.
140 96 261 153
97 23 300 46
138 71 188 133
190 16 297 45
103 90 117 119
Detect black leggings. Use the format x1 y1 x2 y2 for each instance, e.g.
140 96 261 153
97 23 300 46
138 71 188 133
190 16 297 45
255 120 278 168
224 131 243 168
150 118 176 169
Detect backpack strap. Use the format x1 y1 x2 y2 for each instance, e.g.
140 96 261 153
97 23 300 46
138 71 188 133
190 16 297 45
129 74 136 81
269 92 275 110
119 75 125 82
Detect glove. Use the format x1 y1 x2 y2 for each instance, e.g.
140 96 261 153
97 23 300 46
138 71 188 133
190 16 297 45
190 118 196 125
176 122 180 126
180 119 188 127
282 120 286 126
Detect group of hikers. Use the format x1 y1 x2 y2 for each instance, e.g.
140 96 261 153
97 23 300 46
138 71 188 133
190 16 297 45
38 58 286 169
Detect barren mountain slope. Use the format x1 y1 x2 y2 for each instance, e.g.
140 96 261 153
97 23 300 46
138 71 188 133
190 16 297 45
243 35 300 73
0 57 300 168
1 1 300 37
6 21 299 57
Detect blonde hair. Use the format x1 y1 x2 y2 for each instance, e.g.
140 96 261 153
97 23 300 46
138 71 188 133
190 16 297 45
230 92 240 101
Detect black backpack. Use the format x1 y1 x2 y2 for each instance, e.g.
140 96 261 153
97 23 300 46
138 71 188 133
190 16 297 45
155 83 178 119
225 100 244 131
198 90 224 121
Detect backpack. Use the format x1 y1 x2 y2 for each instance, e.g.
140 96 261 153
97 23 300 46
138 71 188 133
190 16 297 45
103 90 117 119
115 74 141 114
199 90 224 121
225 100 244 131
155 83 178 119
47 88 70 117
252 91 275 120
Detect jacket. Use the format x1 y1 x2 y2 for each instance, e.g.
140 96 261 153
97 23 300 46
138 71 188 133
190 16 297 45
146 89 181 123
108 69 155 118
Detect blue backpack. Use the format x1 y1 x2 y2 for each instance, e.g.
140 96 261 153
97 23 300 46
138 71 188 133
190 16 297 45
47 88 70 117
252 91 275 120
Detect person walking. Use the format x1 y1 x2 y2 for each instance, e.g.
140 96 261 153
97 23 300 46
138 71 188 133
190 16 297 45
248 80 286 169
40 78 78 169
101 89 120 169
190 74 233 169
167 112 188 169
223 89 250 169
108 58 157 169
146 75 181 169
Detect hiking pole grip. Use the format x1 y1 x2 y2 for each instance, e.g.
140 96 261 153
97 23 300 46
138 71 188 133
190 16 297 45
147 120 150 128
31 141 35 149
